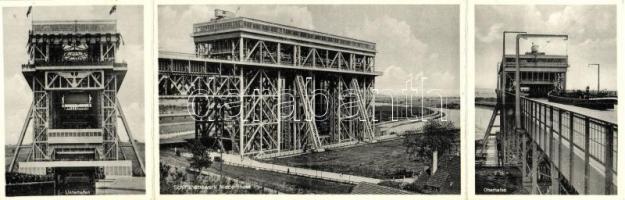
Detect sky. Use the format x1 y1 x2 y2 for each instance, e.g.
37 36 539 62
475 5 617 92
159 5 460 96
3 6 145 144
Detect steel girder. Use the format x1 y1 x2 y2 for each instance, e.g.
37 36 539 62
194 37 375 72
161 57 377 157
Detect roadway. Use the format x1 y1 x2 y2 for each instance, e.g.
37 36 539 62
215 153 382 184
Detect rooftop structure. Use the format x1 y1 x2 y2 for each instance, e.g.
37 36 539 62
500 44 568 97
190 16 377 74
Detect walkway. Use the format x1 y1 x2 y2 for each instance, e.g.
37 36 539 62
216 153 382 184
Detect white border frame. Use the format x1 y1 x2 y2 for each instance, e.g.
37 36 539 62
0 1 154 200
154 1 466 200
468 0 624 200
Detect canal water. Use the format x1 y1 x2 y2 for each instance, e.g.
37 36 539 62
475 106 493 141
475 101 617 141
378 108 461 134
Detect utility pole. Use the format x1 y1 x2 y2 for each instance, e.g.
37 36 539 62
588 64 600 92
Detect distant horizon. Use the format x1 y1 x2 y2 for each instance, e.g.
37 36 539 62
160 5 460 98
475 5 617 91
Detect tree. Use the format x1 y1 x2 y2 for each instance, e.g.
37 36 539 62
404 120 455 174
188 140 212 171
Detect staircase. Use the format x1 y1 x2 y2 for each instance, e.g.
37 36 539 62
350 79 375 141
479 103 501 167
295 75 323 150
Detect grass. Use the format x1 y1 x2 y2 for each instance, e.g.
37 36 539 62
160 149 353 194
266 136 461 194
438 155 461 194
267 138 426 179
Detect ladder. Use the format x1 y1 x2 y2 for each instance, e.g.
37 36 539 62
479 103 501 166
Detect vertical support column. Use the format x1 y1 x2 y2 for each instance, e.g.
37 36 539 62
501 70 507 164
277 43 281 65
231 40 236 59
325 50 329 68
297 46 301 66
337 78 342 143
605 124 614 194
557 110 563 192
257 70 263 153
239 67 245 155
337 52 342 69
531 141 538 194
371 79 376 129
569 112 574 191
277 71 282 153
239 37 244 62
293 45 297 66
45 44 49 62
583 117 590 194
312 49 316 67
515 35 522 128
349 54 354 70
113 42 117 62
371 57 375 72
100 42 104 61
563 72 567 91
522 131 527 184
550 107 559 194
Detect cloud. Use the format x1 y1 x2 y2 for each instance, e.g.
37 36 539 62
476 5 616 90
158 6 460 97
477 23 503 43
345 15 458 96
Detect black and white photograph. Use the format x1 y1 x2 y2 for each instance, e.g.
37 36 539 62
158 5 461 194
3 5 146 196
474 5 618 195
3 0 625 199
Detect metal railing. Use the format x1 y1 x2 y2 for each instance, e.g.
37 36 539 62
521 97 617 194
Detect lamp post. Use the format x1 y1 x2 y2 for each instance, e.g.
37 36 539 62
501 31 525 165
588 64 600 92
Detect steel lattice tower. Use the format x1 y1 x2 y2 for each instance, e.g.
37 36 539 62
9 20 144 177
159 15 379 158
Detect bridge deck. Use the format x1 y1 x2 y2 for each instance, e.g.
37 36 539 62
557 140 613 194
523 97 617 194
